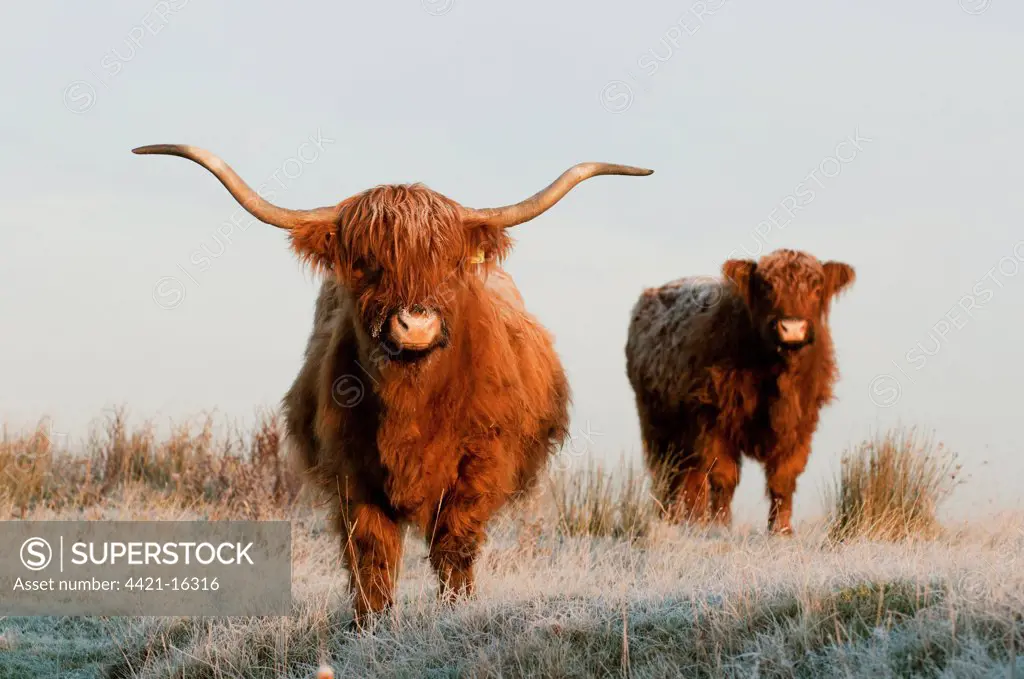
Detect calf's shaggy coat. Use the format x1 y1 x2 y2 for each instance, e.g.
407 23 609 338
625 249 854 534
133 144 651 623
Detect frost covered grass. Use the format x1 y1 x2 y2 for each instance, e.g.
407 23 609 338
0 414 1019 678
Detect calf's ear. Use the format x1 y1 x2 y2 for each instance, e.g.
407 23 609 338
722 259 756 303
823 261 855 299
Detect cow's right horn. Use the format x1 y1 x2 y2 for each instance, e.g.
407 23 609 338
459 162 653 229
132 145 341 231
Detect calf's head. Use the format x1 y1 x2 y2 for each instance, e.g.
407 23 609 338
134 145 651 362
723 249 854 354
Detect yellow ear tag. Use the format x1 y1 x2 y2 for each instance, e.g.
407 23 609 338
468 249 486 264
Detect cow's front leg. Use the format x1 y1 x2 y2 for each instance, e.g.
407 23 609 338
764 445 809 536
340 503 402 627
426 453 511 603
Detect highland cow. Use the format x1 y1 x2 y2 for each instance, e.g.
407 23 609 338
134 144 652 623
625 249 854 535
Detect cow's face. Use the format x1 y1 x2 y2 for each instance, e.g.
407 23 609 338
329 185 512 363
723 249 854 354
131 145 652 365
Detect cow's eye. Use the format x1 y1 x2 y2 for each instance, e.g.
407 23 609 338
352 259 382 283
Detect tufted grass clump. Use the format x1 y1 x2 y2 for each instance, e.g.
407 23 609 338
826 427 960 542
548 459 657 539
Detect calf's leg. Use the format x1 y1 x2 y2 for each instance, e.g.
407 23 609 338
764 447 809 535
649 458 707 524
705 440 741 527
676 467 710 523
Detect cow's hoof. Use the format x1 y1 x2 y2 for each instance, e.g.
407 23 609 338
348 609 388 634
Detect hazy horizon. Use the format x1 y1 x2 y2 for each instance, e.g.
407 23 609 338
2 0 1022 522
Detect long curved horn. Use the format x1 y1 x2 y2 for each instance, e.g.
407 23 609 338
132 144 340 230
460 162 653 229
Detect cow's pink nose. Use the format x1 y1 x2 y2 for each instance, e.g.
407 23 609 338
777 318 808 343
388 308 442 350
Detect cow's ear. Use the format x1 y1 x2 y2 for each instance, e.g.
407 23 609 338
722 259 756 302
288 221 339 275
823 261 855 299
466 223 514 266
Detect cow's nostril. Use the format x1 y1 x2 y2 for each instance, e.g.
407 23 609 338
388 308 442 351
777 318 809 344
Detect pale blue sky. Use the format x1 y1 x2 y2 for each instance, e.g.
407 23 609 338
1 0 1022 521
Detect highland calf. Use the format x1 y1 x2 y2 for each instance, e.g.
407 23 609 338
134 144 651 624
625 249 854 534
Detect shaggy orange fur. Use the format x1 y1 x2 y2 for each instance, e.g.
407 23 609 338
132 143 649 624
625 249 854 534
282 184 568 625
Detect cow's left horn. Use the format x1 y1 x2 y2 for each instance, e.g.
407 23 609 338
132 144 341 231
459 162 653 229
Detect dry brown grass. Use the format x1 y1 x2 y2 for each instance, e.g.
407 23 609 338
547 458 657 539
825 427 961 543
0 407 302 519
